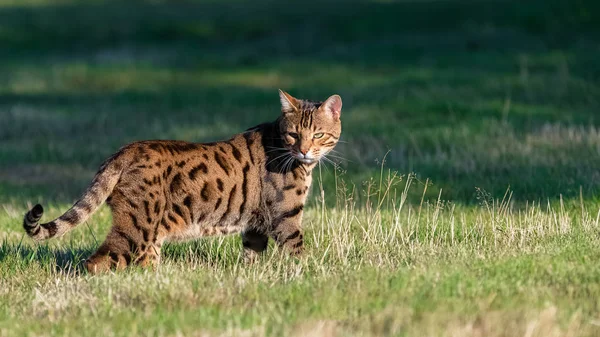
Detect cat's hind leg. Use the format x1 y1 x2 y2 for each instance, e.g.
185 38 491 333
85 202 161 274
85 225 138 274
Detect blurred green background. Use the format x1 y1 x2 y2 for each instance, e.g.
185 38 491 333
1 0 599 205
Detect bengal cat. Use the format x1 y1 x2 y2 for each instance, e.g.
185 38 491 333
22 90 342 273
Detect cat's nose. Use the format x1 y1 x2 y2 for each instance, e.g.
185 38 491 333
300 149 308 155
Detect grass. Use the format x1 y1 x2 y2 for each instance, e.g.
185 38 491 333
2 174 600 336
1 0 600 335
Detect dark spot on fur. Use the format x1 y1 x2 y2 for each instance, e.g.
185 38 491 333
167 213 178 225
283 230 300 243
173 204 184 219
78 200 93 213
239 164 250 215
201 182 211 201
149 143 163 153
231 144 242 162
62 210 81 225
219 185 237 222
273 205 304 227
183 196 192 208
214 152 230 175
161 218 171 230
43 222 58 237
183 195 193 221
189 163 208 180
170 173 183 193
143 200 151 219
171 142 198 152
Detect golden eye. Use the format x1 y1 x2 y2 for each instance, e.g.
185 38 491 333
313 133 324 139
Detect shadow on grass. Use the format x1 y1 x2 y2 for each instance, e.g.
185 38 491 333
0 241 94 275
0 238 242 276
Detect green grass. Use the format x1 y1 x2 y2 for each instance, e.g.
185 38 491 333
1 0 600 336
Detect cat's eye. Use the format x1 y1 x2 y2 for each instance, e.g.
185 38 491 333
313 133 324 139
288 132 299 139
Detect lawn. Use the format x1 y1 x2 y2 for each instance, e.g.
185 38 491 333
1 0 600 336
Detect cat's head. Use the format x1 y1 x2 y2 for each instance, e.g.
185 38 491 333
277 90 342 165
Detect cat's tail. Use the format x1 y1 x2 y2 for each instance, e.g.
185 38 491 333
23 150 128 241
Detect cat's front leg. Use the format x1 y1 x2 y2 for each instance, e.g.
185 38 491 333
270 207 304 256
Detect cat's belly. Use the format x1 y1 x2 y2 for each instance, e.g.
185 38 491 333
165 215 250 242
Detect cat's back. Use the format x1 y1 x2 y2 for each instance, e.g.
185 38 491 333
108 132 266 237
116 131 264 177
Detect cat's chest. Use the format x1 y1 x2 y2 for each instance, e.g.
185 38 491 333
263 168 312 204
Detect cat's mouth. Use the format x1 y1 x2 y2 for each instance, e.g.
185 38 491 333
291 152 317 164
296 157 316 164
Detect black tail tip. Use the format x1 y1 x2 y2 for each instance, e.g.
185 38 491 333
31 204 44 218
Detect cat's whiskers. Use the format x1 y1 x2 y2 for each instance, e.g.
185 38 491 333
275 156 288 173
322 146 350 162
324 153 352 163
320 156 338 167
277 155 295 174
283 156 295 173
270 149 294 173
266 151 292 168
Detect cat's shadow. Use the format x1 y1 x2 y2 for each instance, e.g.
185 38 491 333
0 241 241 276
0 243 93 275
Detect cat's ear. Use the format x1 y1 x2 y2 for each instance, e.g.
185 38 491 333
279 89 299 114
321 94 342 120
